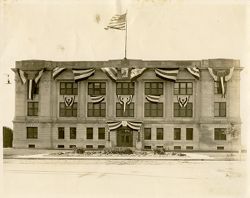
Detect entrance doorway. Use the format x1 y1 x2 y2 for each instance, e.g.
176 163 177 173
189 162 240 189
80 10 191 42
117 127 133 147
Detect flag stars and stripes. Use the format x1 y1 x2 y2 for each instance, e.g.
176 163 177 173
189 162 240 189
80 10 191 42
105 13 126 30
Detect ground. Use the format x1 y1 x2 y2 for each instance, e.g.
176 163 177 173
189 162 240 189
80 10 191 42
3 158 247 198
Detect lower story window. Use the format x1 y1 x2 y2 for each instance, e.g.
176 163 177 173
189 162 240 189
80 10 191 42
174 146 181 150
28 144 35 148
88 102 106 117
86 145 93 149
156 128 164 140
174 103 193 117
69 145 76 149
144 146 151 150
98 128 105 140
144 128 151 140
186 146 193 150
57 145 64 148
214 128 226 140
217 146 224 150
27 127 38 139
98 145 105 149
59 102 77 117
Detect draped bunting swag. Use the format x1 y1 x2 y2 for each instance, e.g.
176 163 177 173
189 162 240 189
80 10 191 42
208 67 234 97
90 95 105 103
52 67 66 79
101 68 118 81
155 68 179 81
117 95 133 112
145 95 160 103
63 95 75 107
72 69 95 82
130 68 147 80
177 95 190 107
186 67 200 79
107 121 142 131
17 69 44 100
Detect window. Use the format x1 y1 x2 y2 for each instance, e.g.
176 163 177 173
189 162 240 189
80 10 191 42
98 145 105 149
214 128 226 140
144 146 151 150
59 102 77 117
86 128 93 139
116 103 134 117
156 146 163 148
88 103 106 117
28 144 35 148
156 128 164 140
69 145 76 149
60 82 78 95
186 128 193 140
217 146 224 150
145 82 163 95
58 127 65 139
27 102 38 116
33 83 39 95
27 127 38 139
144 128 151 140
174 103 193 117
88 82 106 95
174 128 181 140
57 145 64 148
214 102 226 117
116 82 134 95
174 146 181 150
144 103 163 117
174 82 193 95
98 128 105 140
70 127 76 139
186 146 193 150
215 82 226 94
86 145 93 149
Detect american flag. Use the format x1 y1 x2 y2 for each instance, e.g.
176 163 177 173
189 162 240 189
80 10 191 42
105 13 126 30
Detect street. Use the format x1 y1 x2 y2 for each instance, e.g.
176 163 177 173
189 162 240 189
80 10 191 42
3 159 247 198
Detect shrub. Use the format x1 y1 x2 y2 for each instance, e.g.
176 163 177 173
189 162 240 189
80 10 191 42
74 147 85 154
153 148 166 155
103 147 133 155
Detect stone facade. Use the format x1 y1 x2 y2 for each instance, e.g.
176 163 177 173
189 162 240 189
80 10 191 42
12 58 242 151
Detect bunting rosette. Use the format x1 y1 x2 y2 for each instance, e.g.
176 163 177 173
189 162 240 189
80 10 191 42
63 95 75 107
177 95 190 107
145 95 160 103
208 67 234 97
72 68 95 82
117 95 133 112
155 68 179 81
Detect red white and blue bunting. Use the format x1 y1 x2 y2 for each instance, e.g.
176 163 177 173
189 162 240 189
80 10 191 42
208 67 234 97
117 95 133 112
186 67 200 79
90 95 105 103
177 95 190 107
107 121 142 131
52 67 66 79
130 68 147 80
155 68 179 81
72 69 95 82
145 95 160 103
101 67 118 81
63 95 75 107
17 69 27 84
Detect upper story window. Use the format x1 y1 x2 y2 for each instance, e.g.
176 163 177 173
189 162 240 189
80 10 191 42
145 82 163 95
174 103 193 117
88 82 106 95
27 127 38 139
88 103 106 117
214 128 226 140
174 82 193 95
116 82 134 95
214 102 226 117
214 82 226 94
144 103 163 117
116 103 134 117
59 102 77 117
60 82 78 95
27 102 38 116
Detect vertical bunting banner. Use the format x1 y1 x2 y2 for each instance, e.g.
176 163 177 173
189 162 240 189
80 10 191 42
26 69 44 100
17 69 27 84
155 68 179 81
186 67 200 79
117 95 133 112
177 95 190 107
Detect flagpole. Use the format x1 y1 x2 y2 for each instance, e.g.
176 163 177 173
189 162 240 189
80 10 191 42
124 10 128 59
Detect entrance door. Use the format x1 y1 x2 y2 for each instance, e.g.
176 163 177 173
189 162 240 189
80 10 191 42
117 127 133 147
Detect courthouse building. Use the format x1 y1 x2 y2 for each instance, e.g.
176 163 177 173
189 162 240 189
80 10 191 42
12 58 242 151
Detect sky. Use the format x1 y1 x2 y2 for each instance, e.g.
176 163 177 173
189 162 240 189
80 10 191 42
0 0 249 146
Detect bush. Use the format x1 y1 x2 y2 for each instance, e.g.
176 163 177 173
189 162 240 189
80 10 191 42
74 147 85 154
103 147 133 155
153 148 166 155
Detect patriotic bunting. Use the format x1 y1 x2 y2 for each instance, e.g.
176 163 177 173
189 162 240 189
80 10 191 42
155 68 179 81
104 13 126 30
17 69 27 84
117 95 133 112
90 95 105 103
121 68 129 78
72 69 95 82
145 95 160 103
107 121 142 131
27 79 35 100
63 95 75 107
130 68 146 80
101 68 118 81
127 121 142 131
177 95 190 107
107 121 122 131
208 67 234 98
34 69 44 84
186 67 200 79
52 67 66 79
